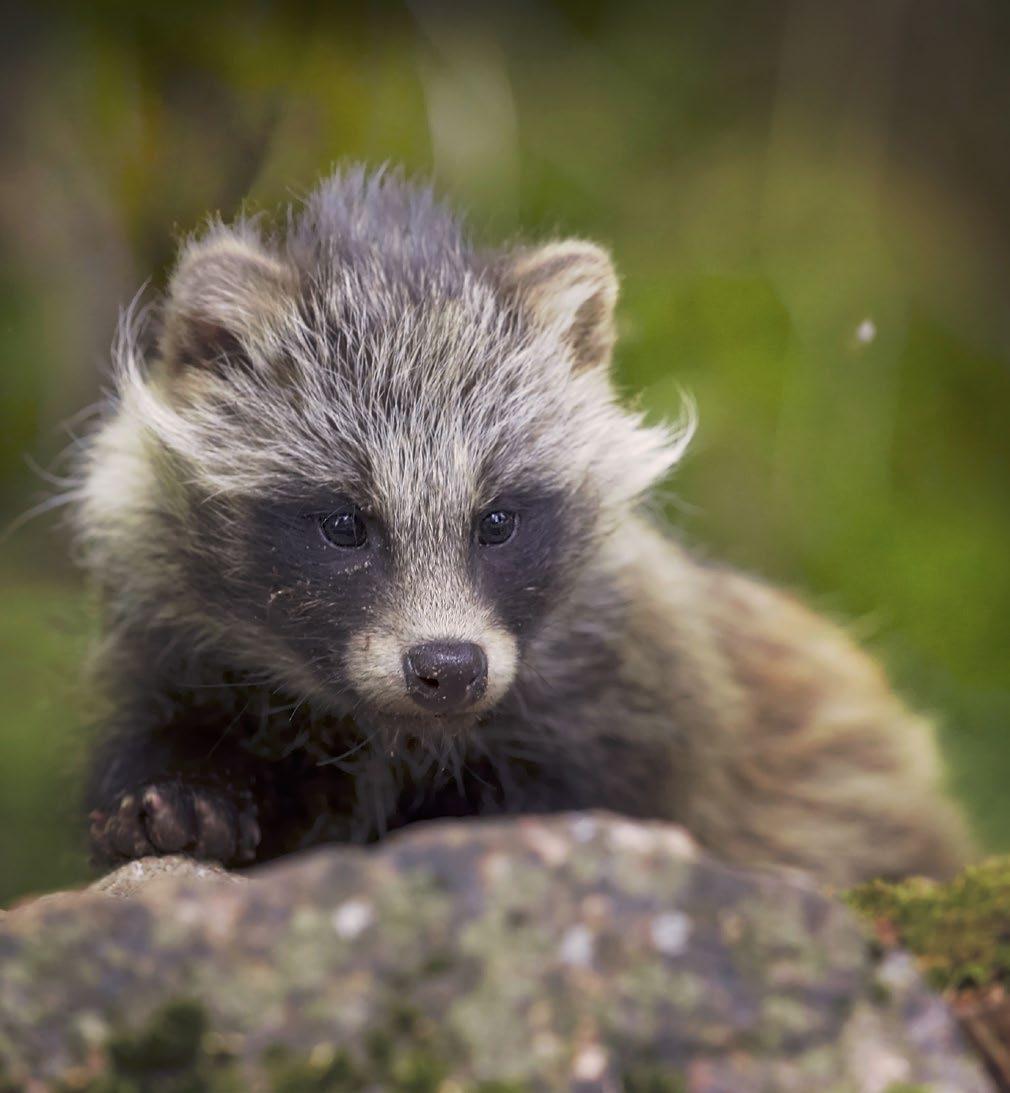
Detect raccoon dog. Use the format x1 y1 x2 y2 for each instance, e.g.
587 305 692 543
77 166 971 885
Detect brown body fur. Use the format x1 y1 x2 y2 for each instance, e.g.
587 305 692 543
614 523 969 883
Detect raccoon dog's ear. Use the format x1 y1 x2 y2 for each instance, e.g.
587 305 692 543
160 228 296 377
500 240 618 372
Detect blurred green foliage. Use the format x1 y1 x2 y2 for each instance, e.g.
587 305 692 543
1 1 1008 903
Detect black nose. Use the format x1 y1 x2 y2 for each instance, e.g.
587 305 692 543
403 641 488 713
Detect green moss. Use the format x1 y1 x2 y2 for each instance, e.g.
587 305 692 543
75 999 244 1092
260 1045 362 1092
418 949 455 977
106 1000 208 1074
621 1062 687 1092
72 998 457 1092
264 990 458 1092
263 1042 450 1093
387 1051 448 1093
847 855 1010 991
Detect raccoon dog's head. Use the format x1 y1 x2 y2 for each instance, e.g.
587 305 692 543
81 168 691 733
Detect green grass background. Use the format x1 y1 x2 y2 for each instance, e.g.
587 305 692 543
2 2 1008 904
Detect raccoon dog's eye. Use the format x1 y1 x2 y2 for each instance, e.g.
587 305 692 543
478 509 517 546
319 504 367 548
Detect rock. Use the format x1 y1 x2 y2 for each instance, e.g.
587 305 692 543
0 812 991 1092
89 853 240 898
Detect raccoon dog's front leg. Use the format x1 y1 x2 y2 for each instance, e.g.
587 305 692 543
86 714 267 867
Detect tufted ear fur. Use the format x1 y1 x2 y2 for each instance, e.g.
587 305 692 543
500 240 618 372
160 227 297 378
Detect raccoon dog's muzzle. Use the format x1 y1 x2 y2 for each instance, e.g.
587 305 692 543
343 596 519 720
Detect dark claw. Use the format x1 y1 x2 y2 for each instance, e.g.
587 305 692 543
237 811 261 864
142 783 196 853
109 793 155 859
192 791 238 863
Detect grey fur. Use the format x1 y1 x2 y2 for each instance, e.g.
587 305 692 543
75 167 971 885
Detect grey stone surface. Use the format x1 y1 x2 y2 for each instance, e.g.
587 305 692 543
0 812 992 1091
89 853 240 897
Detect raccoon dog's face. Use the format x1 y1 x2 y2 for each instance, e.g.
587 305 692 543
85 173 687 734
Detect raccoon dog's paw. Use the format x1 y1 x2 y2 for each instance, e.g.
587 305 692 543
89 781 260 866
